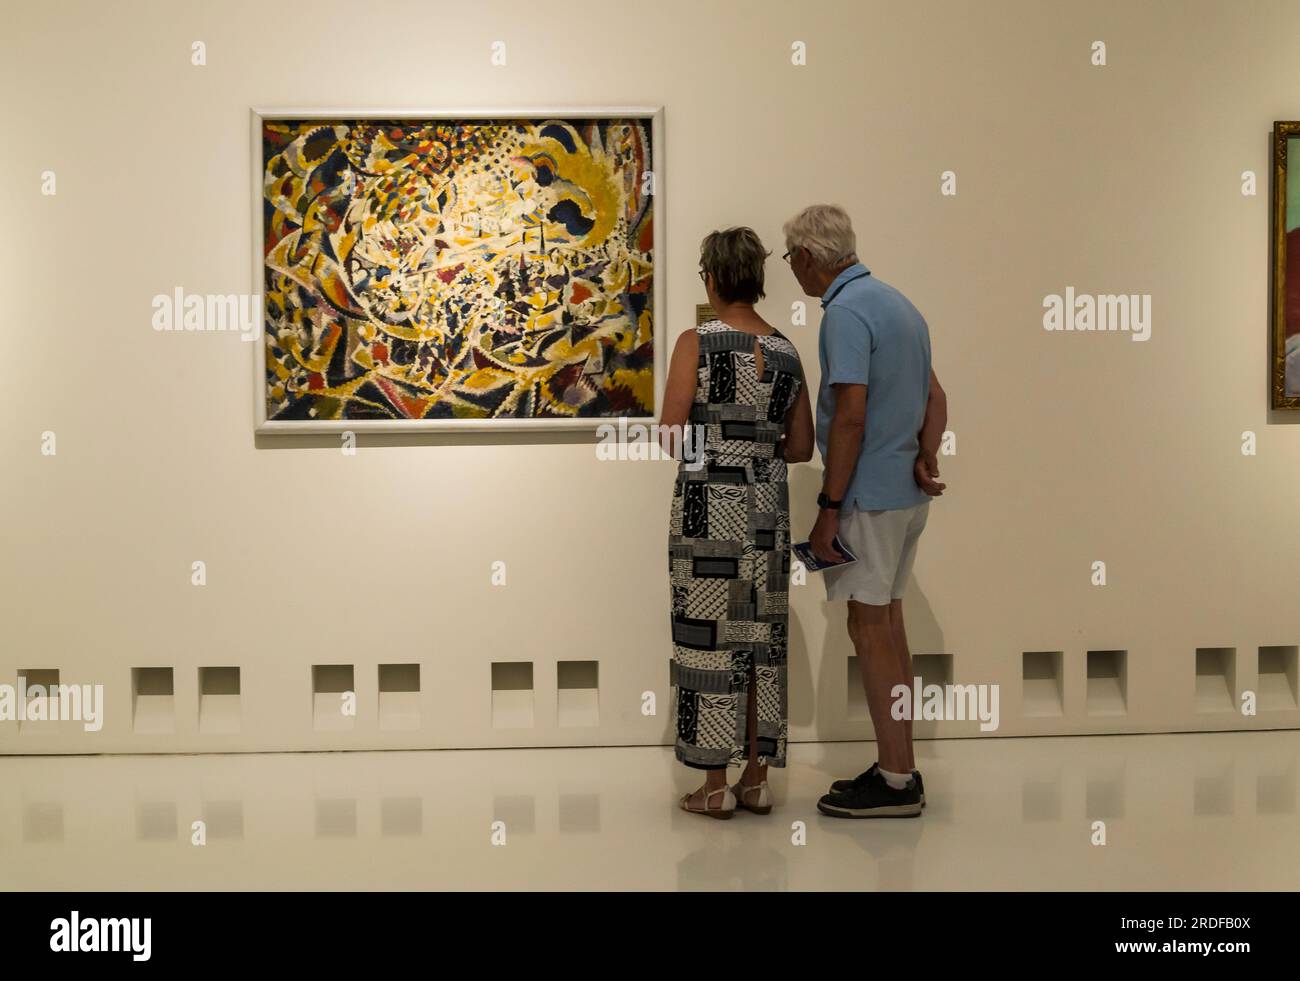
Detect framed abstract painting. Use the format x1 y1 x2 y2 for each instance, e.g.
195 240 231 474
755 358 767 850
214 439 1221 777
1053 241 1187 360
1272 120 1300 409
251 108 663 432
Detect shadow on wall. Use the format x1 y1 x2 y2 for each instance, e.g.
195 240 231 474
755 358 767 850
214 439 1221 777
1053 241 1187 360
787 462 823 733
902 574 946 661
808 571 945 743
787 460 948 741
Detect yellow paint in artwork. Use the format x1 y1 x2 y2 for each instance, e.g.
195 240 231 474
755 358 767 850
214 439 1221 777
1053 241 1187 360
334 224 359 264
462 367 509 390
266 240 321 297
609 366 654 408
373 322 424 343
525 137 620 248
307 377 367 400
309 396 343 419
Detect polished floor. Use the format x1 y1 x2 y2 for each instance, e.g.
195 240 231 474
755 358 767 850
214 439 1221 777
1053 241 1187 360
2 730 1297 890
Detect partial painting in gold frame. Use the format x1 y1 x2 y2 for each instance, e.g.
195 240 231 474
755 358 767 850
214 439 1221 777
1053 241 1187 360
1271 121 1300 408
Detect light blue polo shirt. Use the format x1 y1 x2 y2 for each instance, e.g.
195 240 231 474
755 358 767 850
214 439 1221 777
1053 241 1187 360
815 263 932 511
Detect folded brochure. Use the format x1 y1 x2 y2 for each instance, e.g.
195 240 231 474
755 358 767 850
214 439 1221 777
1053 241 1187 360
791 536 858 572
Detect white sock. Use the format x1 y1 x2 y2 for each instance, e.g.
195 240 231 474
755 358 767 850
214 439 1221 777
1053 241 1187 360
878 766 912 790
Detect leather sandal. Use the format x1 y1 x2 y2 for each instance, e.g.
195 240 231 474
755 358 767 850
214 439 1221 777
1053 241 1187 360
680 785 736 819
732 779 773 815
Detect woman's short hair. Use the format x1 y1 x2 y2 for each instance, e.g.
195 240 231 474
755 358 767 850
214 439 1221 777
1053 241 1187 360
699 227 769 304
782 204 858 268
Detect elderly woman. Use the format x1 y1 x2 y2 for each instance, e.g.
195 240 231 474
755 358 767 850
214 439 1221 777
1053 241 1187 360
660 227 814 818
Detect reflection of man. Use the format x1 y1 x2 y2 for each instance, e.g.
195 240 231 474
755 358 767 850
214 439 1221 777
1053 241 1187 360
783 204 947 820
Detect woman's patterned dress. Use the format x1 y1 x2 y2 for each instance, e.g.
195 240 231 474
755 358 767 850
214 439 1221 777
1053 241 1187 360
669 320 804 769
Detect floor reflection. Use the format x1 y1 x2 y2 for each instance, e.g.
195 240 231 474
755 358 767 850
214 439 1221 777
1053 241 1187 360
2 730 1297 889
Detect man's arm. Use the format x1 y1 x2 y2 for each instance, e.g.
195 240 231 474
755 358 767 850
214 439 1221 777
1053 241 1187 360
810 382 865 562
914 369 947 496
808 306 872 562
822 383 866 501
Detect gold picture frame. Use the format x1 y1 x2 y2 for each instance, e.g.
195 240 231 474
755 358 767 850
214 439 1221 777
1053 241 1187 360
1270 121 1300 409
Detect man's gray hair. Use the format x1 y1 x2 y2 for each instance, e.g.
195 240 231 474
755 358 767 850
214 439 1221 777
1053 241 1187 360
783 204 858 267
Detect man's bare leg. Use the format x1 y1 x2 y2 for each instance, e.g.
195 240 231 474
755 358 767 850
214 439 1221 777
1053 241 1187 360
847 599 910 773
889 598 915 772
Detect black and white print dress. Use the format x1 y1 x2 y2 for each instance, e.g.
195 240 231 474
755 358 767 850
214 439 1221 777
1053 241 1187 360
669 321 804 769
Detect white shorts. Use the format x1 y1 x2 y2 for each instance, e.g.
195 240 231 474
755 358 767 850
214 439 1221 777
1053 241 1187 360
823 501 930 606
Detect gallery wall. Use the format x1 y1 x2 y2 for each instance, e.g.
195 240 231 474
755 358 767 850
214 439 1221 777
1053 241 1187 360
3 0 1299 754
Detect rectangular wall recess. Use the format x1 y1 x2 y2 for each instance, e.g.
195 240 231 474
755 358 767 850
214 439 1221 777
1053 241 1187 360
1022 651 1064 717
912 653 955 733
492 662 534 728
913 653 954 690
846 656 869 721
557 660 599 727
1194 648 1236 713
18 669 59 733
1258 646 1299 712
379 663 421 731
199 666 241 734
312 664 355 732
1086 650 1127 716
132 667 175 734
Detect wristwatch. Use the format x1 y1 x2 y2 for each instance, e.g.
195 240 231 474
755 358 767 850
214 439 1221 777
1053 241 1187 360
816 492 844 511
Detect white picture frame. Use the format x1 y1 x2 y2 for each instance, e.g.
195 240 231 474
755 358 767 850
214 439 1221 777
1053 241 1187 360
250 106 665 433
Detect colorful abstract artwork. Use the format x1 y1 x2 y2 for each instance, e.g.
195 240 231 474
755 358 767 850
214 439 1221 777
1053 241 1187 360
258 115 656 426
1271 122 1300 409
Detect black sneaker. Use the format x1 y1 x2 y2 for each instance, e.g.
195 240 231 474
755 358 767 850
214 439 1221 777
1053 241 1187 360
830 763 926 807
818 768 922 819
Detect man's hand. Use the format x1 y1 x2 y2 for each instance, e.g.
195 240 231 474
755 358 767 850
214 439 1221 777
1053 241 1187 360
810 508 844 563
914 453 946 497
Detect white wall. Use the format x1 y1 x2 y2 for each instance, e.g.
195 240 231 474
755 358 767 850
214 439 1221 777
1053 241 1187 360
3 0 1299 754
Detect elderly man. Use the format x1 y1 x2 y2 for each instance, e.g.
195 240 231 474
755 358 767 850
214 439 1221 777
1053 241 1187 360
784 204 947 819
